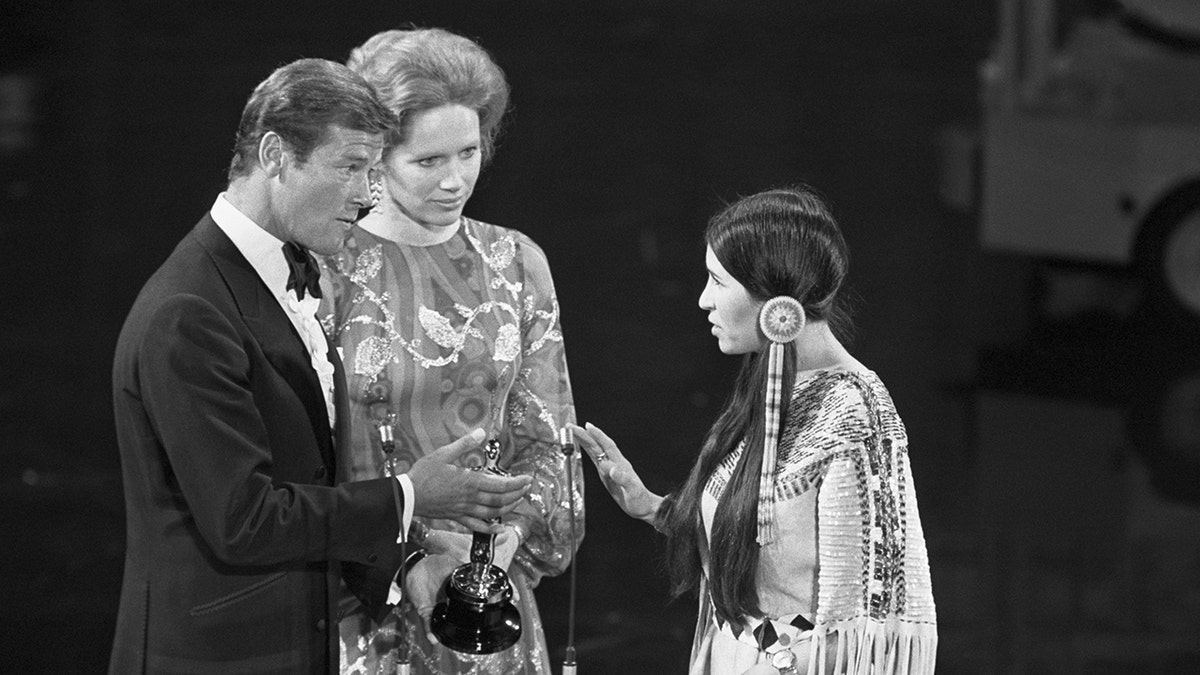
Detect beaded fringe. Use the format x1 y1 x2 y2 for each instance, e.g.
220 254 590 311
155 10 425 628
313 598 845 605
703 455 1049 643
806 617 937 675
756 340 785 545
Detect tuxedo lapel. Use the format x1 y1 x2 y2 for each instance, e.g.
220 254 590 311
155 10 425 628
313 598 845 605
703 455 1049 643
327 333 351 461
192 216 335 461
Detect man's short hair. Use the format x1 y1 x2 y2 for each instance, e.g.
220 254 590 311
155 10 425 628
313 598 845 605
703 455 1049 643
227 58 395 181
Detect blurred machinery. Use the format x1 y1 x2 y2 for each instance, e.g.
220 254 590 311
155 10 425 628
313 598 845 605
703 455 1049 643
975 0 1200 324
943 0 1200 500
946 6 1200 669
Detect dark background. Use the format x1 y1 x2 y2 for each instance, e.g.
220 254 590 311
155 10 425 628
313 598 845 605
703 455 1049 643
3 0 1199 672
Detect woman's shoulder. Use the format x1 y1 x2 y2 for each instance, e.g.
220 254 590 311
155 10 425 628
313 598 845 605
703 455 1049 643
464 218 557 284
322 225 386 284
466 218 548 256
795 367 878 404
787 369 893 433
799 368 907 444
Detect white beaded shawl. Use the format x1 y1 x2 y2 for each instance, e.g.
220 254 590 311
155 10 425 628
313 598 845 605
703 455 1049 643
695 369 937 674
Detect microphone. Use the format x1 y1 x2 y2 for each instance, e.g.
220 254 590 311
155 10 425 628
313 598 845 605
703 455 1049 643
379 421 396 454
558 427 579 675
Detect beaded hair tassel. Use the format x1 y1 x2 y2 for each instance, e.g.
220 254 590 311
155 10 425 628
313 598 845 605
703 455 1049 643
756 296 805 546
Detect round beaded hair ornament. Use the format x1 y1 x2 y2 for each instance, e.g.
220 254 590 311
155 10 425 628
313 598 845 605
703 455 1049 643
756 295 805 545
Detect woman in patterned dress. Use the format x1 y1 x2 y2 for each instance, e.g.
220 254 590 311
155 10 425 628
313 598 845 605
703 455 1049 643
570 186 936 674
320 28 581 675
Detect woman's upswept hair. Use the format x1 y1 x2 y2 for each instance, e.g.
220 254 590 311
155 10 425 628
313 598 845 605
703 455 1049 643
660 185 852 626
346 27 509 163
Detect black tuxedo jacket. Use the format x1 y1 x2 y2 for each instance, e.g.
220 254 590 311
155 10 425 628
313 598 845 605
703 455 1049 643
110 214 402 674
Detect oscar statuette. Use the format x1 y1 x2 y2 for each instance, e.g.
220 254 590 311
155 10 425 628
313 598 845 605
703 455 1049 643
430 439 522 654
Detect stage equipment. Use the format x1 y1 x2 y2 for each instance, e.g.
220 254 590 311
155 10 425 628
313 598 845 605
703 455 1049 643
559 427 580 675
378 417 412 674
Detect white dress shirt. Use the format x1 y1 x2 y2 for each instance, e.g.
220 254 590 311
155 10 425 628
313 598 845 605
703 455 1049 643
210 194 338 425
209 195 414 545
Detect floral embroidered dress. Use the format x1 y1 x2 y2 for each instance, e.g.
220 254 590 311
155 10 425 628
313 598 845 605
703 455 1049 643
691 370 936 675
320 217 581 675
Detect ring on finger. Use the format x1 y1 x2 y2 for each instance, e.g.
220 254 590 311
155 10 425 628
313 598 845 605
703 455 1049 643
595 452 609 462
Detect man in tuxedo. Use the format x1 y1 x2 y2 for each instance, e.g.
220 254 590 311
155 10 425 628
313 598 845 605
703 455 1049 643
109 58 531 674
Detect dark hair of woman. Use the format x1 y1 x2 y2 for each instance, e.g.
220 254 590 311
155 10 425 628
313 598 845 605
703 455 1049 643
658 185 852 626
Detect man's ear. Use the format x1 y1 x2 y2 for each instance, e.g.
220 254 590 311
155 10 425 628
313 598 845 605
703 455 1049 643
258 132 285 178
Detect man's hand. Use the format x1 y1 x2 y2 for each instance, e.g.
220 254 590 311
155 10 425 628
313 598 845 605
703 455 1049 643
403 553 459 645
407 429 532 532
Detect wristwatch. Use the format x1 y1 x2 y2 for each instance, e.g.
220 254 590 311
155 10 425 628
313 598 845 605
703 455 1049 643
771 648 799 675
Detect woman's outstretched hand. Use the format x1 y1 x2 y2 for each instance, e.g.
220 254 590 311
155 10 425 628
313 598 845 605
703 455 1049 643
567 422 663 526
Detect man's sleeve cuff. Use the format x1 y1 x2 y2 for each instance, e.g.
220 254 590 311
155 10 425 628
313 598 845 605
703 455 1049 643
394 474 415 543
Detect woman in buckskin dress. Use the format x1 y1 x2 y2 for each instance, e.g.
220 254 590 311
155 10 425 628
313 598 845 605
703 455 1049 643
571 186 936 675
320 28 580 675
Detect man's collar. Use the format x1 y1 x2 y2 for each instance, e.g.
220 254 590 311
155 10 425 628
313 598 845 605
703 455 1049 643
210 193 290 296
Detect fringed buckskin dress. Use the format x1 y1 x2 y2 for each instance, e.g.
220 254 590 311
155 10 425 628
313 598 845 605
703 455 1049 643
691 369 936 675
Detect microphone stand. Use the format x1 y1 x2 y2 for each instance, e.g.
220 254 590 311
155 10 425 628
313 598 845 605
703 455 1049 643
559 427 579 675
379 418 412 675
397 540 411 675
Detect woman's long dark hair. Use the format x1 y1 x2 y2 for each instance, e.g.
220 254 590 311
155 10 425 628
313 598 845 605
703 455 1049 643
660 185 851 626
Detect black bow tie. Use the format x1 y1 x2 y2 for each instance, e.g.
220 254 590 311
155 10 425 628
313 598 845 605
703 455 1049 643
282 242 323 301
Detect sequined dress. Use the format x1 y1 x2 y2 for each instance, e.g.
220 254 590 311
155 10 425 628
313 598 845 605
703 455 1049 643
690 370 936 674
320 217 581 675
